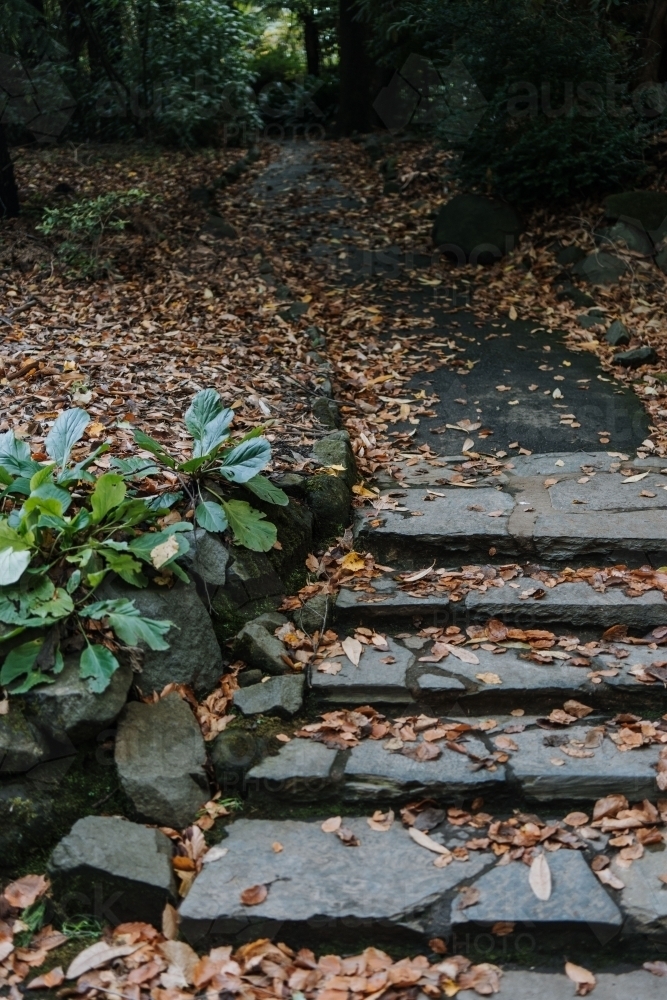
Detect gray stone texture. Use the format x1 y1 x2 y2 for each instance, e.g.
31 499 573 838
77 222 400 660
49 815 176 926
509 725 662 802
460 971 665 1000
311 430 357 488
504 452 622 476
177 528 229 586
233 673 305 717
573 251 630 285
114 693 209 828
342 737 505 802
304 473 352 542
22 656 133 742
293 592 332 634
0 702 50 774
452 849 622 928
614 847 667 938
246 739 338 797
100 578 223 697
548 474 667 512
336 578 448 624
178 817 488 945
220 549 284 609
234 614 291 675
595 221 653 256
603 190 667 234
605 319 631 346
533 510 667 561
210 726 266 794
613 345 658 368
310 636 416 703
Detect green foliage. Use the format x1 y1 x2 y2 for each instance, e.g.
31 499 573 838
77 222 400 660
36 190 149 276
0 408 182 695
135 387 287 552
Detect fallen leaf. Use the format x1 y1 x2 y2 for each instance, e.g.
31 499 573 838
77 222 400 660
563 700 593 719
336 826 360 846
476 672 502 685
529 853 552 901
644 961 667 976
342 636 363 666
408 826 452 856
563 811 590 827
321 816 342 833
622 472 649 483
272 842 283 853
491 921 515 937
565 961 596 995
341 551 366 572
66 941 141 980
441 643 479 664
367 809 395 832
27 968 64 989
2 875 49 909
403 563 435 582
150 534 180 569
457 886 481 909
240 884 268 906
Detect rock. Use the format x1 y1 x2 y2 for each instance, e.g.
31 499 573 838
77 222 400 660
237 668 263 688
312 397 341 429
312 430 357 488
335 578 448 625
306 325 326 349
188 187 212 206
210 726 266 794
203 216 238 239
233 673 304 717
114 693 209 828
22 656 133 743
555 245 586 266
234 613 291 676
605 319 631 346
246 739 338 799
452 849 622 931
210 550 284 644
573 251 630 285
309 636 419 704
178 817 488 946
293 591 332 634
614 848 667 938
304 473 352 542
283 301 310 320
554 279 597 307
603 190 667 234
99 579 223 697
0 702 50 774
432 194 521 264
272 473 307 497
260 498 313 590
577 310 605 329
595 221 654 256
613 345 658 368
49 816 176 926
654 245 667 274
177 528 229 587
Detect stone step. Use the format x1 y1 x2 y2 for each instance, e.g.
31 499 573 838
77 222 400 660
355 470 667 566
312 626 667 711
336 577 667 633
460 971 664 1000
245 715 665 806
177 814 666 949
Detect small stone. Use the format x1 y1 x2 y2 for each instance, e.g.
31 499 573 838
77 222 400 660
613 346 658 368
220 549 284 608
210 726 267 794
22 656 132 742
115 693 209 828
233 674 304 717
614 848 667 937
577 311 605 329
246 739 337 798
310 636 415 704
188 187 212 206
605 320 631 347
603 190 667 233
272 473 307 497
573 252 630 285
312 430 357 488
293 592 332 634
49 816 176 926
306 326 326 349
237 668 263 688
0 702 50 774
234 614 290 676
304 474 351 543
177 528 229 587
312 397 341 429
595 221 654 256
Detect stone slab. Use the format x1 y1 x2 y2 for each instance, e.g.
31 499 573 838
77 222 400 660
508 725 662 802
245 740 338 798
549 474 667 512
613 847 667 938
505 452 626 476
465 579 667 630
336 579 448 625
458 970 664 1000
233 674 304 717
310 637 416 704
178 817 488 945
342 737 506 802
533 510 667 560
452 848 622 928
355 488 515 561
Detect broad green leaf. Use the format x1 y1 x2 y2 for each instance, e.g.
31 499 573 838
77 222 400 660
0 431 40 477
177 455 210 474
7 477 31 496
184 388 223 439
86 569 108 588
29 464 56 491
110 456 159 479
6 669 55 694
36 513 69 532
108 610 172 650
90 473 126 523
0 520 29 552
0 547 31 585
128 523 192 565
45 408 90 467
106 498 153 527
23 483 72 517
195 500 228 533
53 647 64 674
222 499 277 552
58 443 110 485
218 438 271 484
66 569 82 594
0 467 13 487
69 509 91 532
79 643 119 693
133 429 176 468
192 410 234 459
32 588 74 620
100 549 147 587
244 474 289 506
144 492 181 512
0 638 42 687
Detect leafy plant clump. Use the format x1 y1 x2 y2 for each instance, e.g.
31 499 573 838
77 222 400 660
134 387 288 552
0 408 185 695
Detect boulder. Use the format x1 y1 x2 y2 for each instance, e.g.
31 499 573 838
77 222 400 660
0 702 50 774
99 579 223 697
576 309 605 329
573 251 630 285
209 549 284 644
312 397 341 429
234 613 291 676
237 668 263 688
22 656 133 743
114 693 209 828
312 430 357 488
603 190 667 235
595 221 654 256
304 474 352 542
49 816 176 926
293 591 332 634
210 726 267 794
613 346 657 368
177 528 229 588
432 193 521 264
233 673 304 717
605 320 631 347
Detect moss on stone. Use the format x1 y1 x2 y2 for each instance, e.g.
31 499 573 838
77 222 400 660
304 474 351 543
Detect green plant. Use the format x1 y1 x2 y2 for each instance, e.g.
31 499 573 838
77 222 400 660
134 388 288 552
36 189 149 275
0 407 186 695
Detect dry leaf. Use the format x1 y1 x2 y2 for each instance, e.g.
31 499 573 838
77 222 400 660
491 921 515 937
341 551 366 572
66 942 141 980
476 672 502 685
2 875 49 909
622 472 649 483
457 886 481 910
408 827 452 856
150 534 180 569
342 636 363 666
162 903 180 940
403 563 435 582
321 816 342 833
529 853 552 901
563 812 590 828
595 868 625 890
443 643 479 664
272 842 284 853
27 968 64 989
367 809 395 832
240 884 268 907
565 961 596 995
644 961 667 976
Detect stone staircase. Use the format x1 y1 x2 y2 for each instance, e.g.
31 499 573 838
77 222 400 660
179 452 667 977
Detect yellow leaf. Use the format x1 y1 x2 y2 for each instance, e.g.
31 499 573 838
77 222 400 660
476 672 502 685
509 305 518 321
150 535 180 569
341 551 366 572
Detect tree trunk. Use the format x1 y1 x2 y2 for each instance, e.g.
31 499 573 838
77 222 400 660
642 0 667 81
304 13 320 77
338 0 373 134
0 125 19 219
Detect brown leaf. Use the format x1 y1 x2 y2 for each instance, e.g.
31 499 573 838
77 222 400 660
563 811 590 828
402 741 442 762
240 884 268 906
27 968 64 989
2 875 50 910
408 827 452 856
491 921 515 937
335 826 360 847
367 809 395 832
602 624 628 641
563 700 593 719
529 853 552 901
457 886 481 910
321 816 342 833
565 961 596 995
644 961 667 976
592 794 628 821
